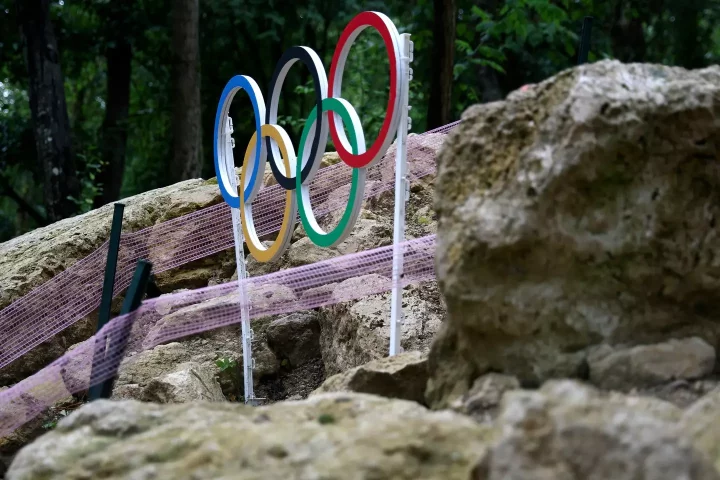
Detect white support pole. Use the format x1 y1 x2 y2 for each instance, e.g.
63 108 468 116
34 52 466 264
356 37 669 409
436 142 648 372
223 116 256 405
389 33 413 357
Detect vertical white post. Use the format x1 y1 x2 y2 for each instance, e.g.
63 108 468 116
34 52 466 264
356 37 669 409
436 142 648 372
223 117 255 404
389 33 413 357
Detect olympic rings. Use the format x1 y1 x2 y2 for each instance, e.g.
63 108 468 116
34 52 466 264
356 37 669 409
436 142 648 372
329 11 402 169
213 75 265 207
266 46 328 190
297 97 365 248
241 125 297 262
213 11 404 262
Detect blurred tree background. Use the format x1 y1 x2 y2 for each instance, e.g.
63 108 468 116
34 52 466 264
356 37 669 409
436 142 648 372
0 0 718 241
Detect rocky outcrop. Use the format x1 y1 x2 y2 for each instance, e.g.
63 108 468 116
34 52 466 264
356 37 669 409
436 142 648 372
0 179 229 387
6 393 489 480
266 313 322 368
319 282 443 375
9 380 720 479
312 351 428 404
429 60 720 407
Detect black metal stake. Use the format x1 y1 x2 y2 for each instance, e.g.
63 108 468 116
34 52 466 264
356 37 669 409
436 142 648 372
577 16 594 65
90 259 153 401
88 203 125 401
97 203 125 332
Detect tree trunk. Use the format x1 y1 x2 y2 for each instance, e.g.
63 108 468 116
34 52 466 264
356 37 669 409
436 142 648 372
94 38 132 208
16 0 81 222
171 0 203 182
670 0 706 69
427 0 457 129
610 0 647 62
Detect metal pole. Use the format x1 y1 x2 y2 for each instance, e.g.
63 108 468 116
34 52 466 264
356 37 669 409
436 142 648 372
88 202 124 401
91 259 153 400
389 33 413 356
577 16 593 65
223 116 256 404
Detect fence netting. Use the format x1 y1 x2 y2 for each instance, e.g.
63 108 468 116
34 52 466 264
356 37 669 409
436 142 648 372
0 122 457 374
0 234 437 437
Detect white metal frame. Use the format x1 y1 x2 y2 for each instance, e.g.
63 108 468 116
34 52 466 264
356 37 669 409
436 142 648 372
389 33 413 356
223 117 256 405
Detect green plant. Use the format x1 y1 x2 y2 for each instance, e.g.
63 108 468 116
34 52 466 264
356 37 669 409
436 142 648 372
417 215 431 225
215 356 237 372
317 413 335 425
42 409 70 430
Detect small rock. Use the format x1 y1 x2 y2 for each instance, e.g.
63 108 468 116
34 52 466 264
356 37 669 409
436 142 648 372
450 373 520 423
266 313 322 367
589 337 716 391
142 362 225 403
312 351 428 404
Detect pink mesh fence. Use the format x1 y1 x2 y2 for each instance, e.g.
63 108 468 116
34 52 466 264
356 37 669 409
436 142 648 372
0 234 437 437
0 121 458 374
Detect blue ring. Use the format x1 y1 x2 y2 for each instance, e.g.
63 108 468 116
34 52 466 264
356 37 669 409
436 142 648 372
213 75 263 207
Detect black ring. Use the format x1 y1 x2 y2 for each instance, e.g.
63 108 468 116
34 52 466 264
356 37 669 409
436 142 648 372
266 46 325 191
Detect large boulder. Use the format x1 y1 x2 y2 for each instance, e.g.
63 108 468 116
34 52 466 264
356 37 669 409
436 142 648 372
429 60 720 407
473 380 719 480
6 394 489 480
312 351 428 404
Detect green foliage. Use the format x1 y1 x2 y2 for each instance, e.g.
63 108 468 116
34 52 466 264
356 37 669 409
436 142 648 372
417 215 431 225
67 150 106 213
317 413 335 425
215 356 237 372
42 409 70 430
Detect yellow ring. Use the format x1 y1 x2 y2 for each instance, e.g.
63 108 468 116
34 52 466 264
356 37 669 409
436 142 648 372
240 124 297 262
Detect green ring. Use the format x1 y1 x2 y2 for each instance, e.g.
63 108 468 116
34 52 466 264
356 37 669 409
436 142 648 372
296 97 363 248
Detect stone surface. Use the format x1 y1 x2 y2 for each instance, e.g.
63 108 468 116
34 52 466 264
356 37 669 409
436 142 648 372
7 393 490 480
640 377 720 408
319 282 444 376
682 387 720 472
0 392 77 478
430 60 720 407
266 312 322 367
589 337 717 391
312 351 428 404
450 373 520 423
473 380 719 480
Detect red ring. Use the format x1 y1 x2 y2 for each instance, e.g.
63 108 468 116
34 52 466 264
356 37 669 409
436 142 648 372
328 11 399 169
